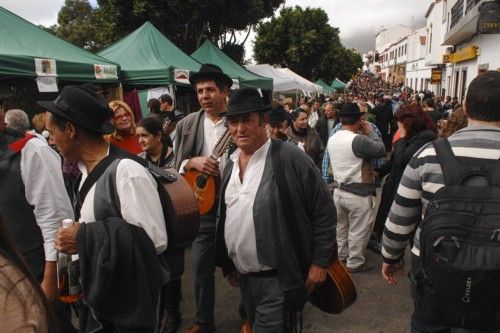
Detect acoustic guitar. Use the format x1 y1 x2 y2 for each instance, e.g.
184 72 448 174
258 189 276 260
309 256 357 314
183 129 232 215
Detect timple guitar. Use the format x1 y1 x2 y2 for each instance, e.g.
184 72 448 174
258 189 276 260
183 129 232 215
309 256 357 314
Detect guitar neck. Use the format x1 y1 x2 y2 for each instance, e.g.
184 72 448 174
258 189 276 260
210 129 232 160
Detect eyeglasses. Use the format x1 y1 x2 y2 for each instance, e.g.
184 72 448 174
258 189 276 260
114 113 131 121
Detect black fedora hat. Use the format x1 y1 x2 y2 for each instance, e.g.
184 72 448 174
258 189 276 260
339 102 362 119
226 88 272 117
269 105 288 124
37 85 115 134
189 63 233 89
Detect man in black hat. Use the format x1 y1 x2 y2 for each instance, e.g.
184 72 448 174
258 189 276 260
267 105 289 141
326 102 386 273
215 88 337 332
42 85 168 330
174 64 232 333
0 93 73 302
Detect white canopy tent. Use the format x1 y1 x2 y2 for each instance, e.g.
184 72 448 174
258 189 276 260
245 64 322 96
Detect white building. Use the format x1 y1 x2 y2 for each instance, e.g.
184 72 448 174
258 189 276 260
405 27 431 91
440 0 500 101
375 25 414 53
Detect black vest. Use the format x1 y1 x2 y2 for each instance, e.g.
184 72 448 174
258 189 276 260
0 130 45 280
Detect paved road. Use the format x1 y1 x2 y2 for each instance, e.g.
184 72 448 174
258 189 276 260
178 248 413 332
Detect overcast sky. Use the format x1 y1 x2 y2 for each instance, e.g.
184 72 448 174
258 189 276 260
1 0 432 54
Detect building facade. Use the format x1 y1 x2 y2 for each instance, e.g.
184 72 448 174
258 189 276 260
441 0 500 100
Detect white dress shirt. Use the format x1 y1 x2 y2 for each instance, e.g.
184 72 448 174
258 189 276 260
20 136 74 261
224 139 273 274
180 115 227 175
78 154 168 254
308 110 319 128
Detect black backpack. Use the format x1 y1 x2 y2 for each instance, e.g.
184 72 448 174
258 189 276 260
418 138 500 330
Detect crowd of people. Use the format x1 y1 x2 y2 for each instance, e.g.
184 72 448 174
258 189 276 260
0 65 499 333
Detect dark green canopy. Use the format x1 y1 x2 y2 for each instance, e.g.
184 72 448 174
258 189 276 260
191 40 273 90
331 78 347 90
0 6 119 82
315 79 335 93
98 22 201 86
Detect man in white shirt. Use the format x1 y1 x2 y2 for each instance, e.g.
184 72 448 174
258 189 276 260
173 64 232 333
216 88 337 332
41 85 168 330
0 96 73 300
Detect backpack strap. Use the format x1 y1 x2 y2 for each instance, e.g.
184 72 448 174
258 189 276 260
433 138 500 187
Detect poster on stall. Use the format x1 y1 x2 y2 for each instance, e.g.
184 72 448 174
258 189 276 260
36 76 58 92
35 58 57 76
174 69 190 85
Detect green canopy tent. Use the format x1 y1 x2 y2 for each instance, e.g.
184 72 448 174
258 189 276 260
331 78 347 90
191 40 273 90
98 22 201 86
0 6 119 82
315 79 335 94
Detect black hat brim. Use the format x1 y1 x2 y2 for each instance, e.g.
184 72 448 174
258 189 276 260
37 100 115 135
225 105 272 118
189 71 233 89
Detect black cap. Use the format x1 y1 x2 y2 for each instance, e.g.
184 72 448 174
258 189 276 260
269 106 288 124
226 88 272 117
37 85 115 134
189 63 233 89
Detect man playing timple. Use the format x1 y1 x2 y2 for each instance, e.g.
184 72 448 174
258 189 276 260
174 64 232 333
216 88 337 332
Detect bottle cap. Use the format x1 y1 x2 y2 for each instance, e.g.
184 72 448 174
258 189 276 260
62 219 74 228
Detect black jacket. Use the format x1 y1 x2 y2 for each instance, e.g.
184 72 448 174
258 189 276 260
315 115 339 147
215 141 336 291
77 218 162 333
373 129 437 237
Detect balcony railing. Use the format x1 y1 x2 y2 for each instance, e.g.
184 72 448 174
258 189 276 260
450 0 465 29
466 0 480 13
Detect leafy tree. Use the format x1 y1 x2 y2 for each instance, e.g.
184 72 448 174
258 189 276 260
52 0 97 50
48 0 284 62
254 6 362 83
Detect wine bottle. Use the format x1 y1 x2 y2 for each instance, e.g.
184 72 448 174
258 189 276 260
57 219 82 303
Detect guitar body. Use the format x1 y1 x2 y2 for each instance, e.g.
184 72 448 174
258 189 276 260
183 170 216 215
309 258 357 314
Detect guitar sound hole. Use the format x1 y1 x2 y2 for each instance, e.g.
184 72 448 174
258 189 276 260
196 176 207 188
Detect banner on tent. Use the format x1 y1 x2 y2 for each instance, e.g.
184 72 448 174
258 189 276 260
174 69 190 85
231 79 240 90
36 77 58 92
94 64 118 79
147 86 173 101
35 58 57 77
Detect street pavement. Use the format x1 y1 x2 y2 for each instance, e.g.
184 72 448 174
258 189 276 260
178 248 413 332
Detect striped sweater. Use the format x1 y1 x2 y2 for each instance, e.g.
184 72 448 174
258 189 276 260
381 125 500 263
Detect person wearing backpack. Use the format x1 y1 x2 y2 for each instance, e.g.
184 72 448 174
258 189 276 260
381 71 500 332
41 85 168 331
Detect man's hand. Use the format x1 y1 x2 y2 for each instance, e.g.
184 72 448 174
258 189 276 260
382 261 404 285
187 156 219 176
359 120 372 135
227 271 240 287
305 264 327 294
55 222 80 255
41 261 57 302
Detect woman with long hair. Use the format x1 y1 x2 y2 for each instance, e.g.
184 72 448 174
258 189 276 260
287 108 324 168
136 117 174 168
0 215 56 332
136 117 182 332
108 100 142 154
369 104 437 252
